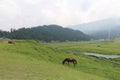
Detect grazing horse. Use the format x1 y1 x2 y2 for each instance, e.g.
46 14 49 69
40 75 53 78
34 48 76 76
62 58 77 67
8 40 13 44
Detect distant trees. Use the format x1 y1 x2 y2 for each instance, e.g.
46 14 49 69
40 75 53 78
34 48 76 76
2 25 91 42
0 30 9 37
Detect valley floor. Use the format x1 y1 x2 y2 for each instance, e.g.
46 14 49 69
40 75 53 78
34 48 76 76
0 40 120 80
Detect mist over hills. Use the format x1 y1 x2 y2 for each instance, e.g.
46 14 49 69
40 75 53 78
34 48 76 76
68 18 120 39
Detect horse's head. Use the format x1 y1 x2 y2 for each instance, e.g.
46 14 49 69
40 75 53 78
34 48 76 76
62 58 68 64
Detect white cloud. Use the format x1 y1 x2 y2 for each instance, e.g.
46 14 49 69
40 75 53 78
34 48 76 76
24 0 39 4
87 0 120 21
0 0 21 17
0 0 120 31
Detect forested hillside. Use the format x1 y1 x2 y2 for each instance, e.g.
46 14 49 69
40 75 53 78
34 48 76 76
1 25 91 42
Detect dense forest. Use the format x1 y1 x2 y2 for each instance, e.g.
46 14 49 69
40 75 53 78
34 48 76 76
0 25 91 42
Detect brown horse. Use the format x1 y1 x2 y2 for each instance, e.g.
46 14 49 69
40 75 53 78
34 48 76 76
62 58 77 67
8 40 13 44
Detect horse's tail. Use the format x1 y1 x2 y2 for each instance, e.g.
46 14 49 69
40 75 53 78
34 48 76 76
73 60 77 67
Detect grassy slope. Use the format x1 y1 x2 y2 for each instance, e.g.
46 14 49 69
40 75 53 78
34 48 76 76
47 39 120 55
0 40 119 80
46 39 120 80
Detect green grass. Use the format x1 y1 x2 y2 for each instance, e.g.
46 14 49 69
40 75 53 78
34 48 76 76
0 40 120 80
46 39 120 54
0 52 108 80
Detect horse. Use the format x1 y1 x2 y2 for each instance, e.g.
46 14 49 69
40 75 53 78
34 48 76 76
8 40 13 44
62 58 77 67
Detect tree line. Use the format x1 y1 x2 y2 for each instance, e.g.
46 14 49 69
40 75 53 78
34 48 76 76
0 25 91 42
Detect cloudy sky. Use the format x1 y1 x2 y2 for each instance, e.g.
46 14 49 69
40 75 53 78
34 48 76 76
0 0 120 31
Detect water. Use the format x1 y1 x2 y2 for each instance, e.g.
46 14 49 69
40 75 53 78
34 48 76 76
81 52 120 59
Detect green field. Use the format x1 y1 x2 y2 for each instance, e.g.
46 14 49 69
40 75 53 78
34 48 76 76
0 39 120 80
47 39 120 55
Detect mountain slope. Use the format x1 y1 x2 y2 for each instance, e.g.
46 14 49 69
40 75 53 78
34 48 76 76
68 18 120 39
0 40 110 80
7 25 90 42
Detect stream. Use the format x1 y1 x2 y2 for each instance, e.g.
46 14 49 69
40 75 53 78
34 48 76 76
82 52 120 59
72 51 120 59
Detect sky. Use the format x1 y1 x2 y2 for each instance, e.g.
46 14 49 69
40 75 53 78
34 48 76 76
0 0 120 31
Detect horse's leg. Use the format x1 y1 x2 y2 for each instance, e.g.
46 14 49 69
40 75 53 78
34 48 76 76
68 62 69 65
73 62 75 67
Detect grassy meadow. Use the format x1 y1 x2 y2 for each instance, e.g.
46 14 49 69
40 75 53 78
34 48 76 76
47 39 120 55
0 39 120 80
